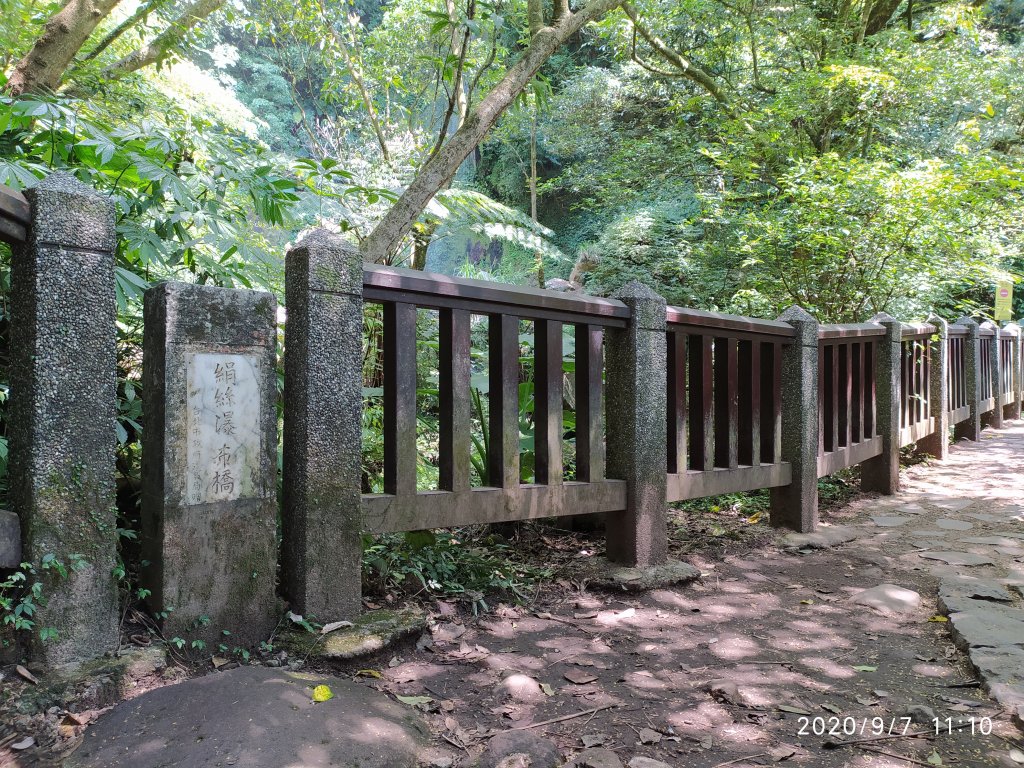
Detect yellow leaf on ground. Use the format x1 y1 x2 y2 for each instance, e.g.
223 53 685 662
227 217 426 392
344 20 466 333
312 685 334 702
928 615 949 623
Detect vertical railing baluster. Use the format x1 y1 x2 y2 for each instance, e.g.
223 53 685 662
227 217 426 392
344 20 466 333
771 341 783 463
866 341 877 437
818 343 826 455
737 340 760 466
535 319 564 485
384 302 418 496
688 335 714 471
714 337 739 468
575 324 605 482
851 342 863 443
666 330 687 474
488 314 520 489
840 343 851 448
439 308 471 492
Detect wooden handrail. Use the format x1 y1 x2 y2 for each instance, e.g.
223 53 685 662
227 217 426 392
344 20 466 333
666 306 795 338
0 184 30 245
363 264 630 326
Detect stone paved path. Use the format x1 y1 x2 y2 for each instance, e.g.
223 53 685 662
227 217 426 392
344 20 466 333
834 420 1024 728
52 422 1024 768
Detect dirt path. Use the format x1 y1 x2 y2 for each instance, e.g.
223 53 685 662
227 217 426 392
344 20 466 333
372 423 1024 768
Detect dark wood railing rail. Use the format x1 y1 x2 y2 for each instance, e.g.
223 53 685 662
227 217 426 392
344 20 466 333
816 323 881 476
665 308 792 501
900 323 935 447
360 264 628 534
947 324 971 425
0 183 30 245
979 322 996 414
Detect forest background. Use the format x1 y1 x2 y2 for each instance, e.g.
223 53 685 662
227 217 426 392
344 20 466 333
1 0 1024 635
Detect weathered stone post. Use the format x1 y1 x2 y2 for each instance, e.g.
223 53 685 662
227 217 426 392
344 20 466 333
9 172 118 664
916 315 949 460
1003 323 1022 421
769 306 819 531
953 318 982 442
605 281 667 567
282 230 364 620
141 283 280 645
862 313 902 495
981 322 1004 430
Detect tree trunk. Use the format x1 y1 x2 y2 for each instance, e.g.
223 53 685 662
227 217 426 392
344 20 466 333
360 0 623 263
6 0 123 95
97 0 225 82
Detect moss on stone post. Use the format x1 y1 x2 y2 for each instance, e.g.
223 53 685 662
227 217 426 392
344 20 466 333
861 313 902 495
282 230 364 621
769 306 819 532
604 281 667 568
9 172 118 664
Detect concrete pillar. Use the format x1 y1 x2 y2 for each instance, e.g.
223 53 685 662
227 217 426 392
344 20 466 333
769 306 819 532
605 281 667 567
282 230 364 621
9 172 118 664
953 318 981 442
141 283 280 645
862 313 902 494
916 316 949 460
982 322 1004 429
1003 323 1022 421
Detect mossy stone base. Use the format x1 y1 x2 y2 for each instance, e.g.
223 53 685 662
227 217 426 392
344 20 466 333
585 557 701 592
283 608 427 661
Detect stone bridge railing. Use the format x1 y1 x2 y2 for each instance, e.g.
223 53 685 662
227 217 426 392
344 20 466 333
1 177 1021 665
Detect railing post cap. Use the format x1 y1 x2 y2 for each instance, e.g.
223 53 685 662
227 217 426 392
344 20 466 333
777 305 817 324
926 314 949 335
612 280 666 329
777 305 818 345
28 170 102 200
286 228 362 295
868 311 900 326
955 316 978 327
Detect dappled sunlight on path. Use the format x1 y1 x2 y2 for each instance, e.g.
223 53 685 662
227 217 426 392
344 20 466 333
375 422 1024 767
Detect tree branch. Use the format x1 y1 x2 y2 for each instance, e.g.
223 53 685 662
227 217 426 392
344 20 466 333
361 0 624 263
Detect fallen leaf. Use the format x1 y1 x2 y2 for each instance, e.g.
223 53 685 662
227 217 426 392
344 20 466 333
928 615 949 623
564 669 599 685
12 737 34 751
320 620 355 634
211 656 229 669
855 695 878 706
63 712 88 726
16 665 38 685
611 608 636 620
574 610 599 619
822 703 842 714
540 683 555 696
800 599 814 605
396 695 432 706
355 669 381 679
1008 748 1024 764
581 734 607 748
873 690 890 698
927 749 943 765
852 665 877 673
312 685 334 702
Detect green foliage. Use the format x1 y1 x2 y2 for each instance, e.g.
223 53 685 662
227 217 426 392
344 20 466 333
362 529 551 607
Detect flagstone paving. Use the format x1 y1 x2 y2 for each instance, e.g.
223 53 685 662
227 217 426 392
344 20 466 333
55 422 1024 768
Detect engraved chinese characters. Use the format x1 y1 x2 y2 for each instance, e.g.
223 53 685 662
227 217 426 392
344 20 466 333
186 353 263 504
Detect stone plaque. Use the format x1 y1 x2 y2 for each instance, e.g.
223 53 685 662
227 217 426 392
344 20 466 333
185 352 263 505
